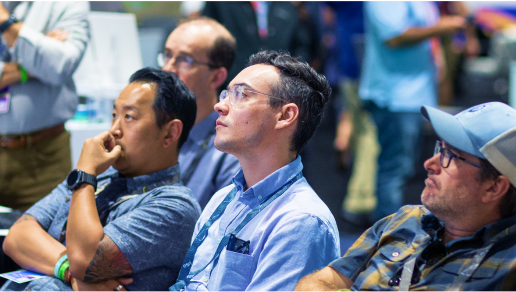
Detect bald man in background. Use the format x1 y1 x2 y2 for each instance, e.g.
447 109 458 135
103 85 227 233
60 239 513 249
161 17 240 208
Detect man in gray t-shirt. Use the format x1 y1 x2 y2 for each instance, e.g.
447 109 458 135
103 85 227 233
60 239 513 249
3 68 201 291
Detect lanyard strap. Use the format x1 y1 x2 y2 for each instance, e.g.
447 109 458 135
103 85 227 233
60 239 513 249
170 172 303 291
181 127 216 186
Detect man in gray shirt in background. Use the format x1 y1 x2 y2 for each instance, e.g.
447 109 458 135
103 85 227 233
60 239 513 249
0 2 90 210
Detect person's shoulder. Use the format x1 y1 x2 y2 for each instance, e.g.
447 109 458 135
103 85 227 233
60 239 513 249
271 180 337 230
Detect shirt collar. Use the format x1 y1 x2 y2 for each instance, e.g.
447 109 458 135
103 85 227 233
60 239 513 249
107 164 181 194
232 156 303 203
187 111 218 142
480 212 516 243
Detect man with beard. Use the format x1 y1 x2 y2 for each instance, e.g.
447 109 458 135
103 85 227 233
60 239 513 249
296 101 516 291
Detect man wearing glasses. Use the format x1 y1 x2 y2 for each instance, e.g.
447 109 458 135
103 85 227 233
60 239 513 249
296 101 516 291
160 17 240 209
169 51 340 291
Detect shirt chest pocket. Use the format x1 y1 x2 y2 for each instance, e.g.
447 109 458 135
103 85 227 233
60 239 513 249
378 242 413 263
209 249 255 290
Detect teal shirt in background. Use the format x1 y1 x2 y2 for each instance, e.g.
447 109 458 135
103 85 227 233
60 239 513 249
360 1 439 112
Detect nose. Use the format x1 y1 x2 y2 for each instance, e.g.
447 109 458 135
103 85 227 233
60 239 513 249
214 97 229 116
109 114 122 139
424 152 441 174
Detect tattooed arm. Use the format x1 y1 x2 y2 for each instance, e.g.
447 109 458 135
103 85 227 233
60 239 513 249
3 214 67 277
66 182 133 282
66 132 130 282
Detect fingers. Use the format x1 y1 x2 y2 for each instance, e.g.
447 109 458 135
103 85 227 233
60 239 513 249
118 277 133 285
107 145 122 160
46 29 69 42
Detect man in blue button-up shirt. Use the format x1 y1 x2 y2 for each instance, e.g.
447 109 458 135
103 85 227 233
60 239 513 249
162 18 240 209
174 50 340 291
3 68 202 291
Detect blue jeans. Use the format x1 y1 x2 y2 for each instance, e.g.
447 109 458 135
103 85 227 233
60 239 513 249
367 104 423 220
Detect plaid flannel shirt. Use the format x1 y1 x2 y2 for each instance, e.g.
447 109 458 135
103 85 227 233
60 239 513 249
331 205 516 290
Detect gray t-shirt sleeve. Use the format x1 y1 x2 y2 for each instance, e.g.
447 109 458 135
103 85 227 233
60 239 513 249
103 186 201 273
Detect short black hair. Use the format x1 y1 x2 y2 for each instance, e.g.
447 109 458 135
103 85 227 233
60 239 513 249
248 50 331 153
129 67 197 149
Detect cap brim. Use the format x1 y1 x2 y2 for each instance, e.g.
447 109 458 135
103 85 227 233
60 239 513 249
421 106 485 159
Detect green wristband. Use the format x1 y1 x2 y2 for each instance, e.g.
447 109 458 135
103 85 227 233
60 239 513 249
19 66 28 84
58 259 70 281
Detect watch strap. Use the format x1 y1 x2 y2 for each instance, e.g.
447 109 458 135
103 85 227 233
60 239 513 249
80 171 97 192
0 15 18 34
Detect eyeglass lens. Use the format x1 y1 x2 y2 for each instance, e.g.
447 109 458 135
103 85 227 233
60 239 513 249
434 141 452 168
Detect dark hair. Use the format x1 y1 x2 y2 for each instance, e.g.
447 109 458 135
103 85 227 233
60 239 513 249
177 17 236 71
129 67 197 149
478 159 516 218
248 50 331 153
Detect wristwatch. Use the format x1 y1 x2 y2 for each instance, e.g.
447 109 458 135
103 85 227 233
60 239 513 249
66 169 97 192
0 14 18 34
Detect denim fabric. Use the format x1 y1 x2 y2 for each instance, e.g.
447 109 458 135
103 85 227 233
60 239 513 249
184 156 340 291
179 111 241 208
367 104 423 220
23 165 201 291
331 205 516 291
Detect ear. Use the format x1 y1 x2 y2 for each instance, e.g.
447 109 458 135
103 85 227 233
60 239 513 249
162 119 183 148
482 175 511 204
275 103 299 130
210 67 227 90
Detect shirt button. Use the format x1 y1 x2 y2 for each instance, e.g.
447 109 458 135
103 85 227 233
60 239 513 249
258 195 262 200
203 276 209 282
65 197 70 202
392 252 400 257
217 238 221 243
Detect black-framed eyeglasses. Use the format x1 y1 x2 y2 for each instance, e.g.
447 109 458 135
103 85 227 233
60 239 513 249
434 140 481 169
157 52 216 71
219 84 285 106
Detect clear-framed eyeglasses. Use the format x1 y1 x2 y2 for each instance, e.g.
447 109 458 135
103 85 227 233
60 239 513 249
157 52 216 71
434 140 481 169
218 84 285 106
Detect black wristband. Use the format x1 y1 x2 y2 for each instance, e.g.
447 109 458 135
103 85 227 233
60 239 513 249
0 14 18 34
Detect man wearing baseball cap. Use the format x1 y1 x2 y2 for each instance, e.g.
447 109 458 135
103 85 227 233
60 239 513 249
296 101 516 291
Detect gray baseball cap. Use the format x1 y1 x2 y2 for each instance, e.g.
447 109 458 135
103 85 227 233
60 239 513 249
421 102 516 186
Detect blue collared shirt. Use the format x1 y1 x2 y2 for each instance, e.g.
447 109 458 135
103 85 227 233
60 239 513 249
359 1 438 112
179 111 241 208
23 165 201 291
185 156 340 291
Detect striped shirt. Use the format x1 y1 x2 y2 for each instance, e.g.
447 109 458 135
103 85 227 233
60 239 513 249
331 205 516 290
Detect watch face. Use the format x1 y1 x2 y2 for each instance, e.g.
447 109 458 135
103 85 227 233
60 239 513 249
67 170 80 188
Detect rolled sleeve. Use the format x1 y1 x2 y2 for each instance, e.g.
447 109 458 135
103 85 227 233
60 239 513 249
12 2 90 86
103 187 200 273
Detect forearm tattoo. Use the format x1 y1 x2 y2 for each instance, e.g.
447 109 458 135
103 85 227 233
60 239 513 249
83 235 133 282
